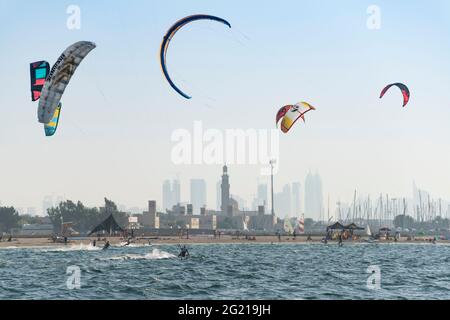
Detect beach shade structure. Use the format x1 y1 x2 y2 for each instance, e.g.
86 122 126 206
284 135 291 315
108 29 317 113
326 222 346 232
379 227 391 233
89 213 124 235
344 223 364 231
61 221 79 236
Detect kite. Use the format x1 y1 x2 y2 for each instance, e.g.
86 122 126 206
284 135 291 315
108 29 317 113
276 102 316 133
379 83 410 107
160 14 231 99
38 41 96 124
30 60 62 136
44 104 62 137
30 61 50 101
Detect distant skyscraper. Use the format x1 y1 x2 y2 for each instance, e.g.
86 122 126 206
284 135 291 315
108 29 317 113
216 181 221 211
231 194 247 210
42 196 53 215
252 183 268 211
292 182 301 216
274 184 292 217
55 196 65 207
221 165 230 215
162 180 172 211
304 172 323 220
257 184 268 208
190 179 206 215
172 179 180 205
162 179 181 212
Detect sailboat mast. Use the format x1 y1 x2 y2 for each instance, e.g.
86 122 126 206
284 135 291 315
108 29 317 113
327 194 330 223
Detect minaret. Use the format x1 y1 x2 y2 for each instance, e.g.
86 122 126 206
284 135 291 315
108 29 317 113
221 165 230 215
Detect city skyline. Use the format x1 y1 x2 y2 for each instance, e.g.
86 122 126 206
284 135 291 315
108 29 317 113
4 169 450 221
1 1 450 216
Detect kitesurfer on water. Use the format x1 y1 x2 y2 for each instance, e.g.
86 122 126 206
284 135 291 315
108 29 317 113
338 234 343 246
122 238 131 247
178 245 189 259
103 241 110 250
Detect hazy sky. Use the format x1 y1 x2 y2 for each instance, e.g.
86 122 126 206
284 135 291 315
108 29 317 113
1 0 450 217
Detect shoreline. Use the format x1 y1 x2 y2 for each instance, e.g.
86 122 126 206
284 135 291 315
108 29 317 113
1 236 448 248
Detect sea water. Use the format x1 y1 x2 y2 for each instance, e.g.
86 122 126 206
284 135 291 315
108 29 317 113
0 242 449 300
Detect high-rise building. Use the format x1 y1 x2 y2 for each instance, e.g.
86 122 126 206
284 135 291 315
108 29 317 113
162 179 181 212
55 196 65 207
42 196 53 216
221 165 230 215
216 181 221 211
257 184 268 208
252 184 268 211
274 184 292 217
232 195 247 210
27 207 37 216
148 201 156 215
162 180 172 211
292 182 301 216
172 179 180 205
190 179 206 215
304 172 323 220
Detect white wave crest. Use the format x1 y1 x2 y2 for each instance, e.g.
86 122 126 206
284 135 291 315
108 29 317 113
107 248 176 261
39 243 102 252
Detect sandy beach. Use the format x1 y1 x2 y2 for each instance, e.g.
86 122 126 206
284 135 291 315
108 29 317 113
0 235 448 248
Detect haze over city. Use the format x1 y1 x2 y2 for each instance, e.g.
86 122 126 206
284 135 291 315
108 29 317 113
1 0 450 218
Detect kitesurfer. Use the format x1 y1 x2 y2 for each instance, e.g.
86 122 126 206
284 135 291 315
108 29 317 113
103 241 110 250
338 233 343 247
122 238 131 247
178 245 190 259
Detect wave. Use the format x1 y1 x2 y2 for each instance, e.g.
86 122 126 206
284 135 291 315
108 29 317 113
106 249 176 261
116 242 152 248
38 243 102 252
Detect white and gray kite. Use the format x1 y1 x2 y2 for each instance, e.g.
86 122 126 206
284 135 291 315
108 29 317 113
37 41 96 124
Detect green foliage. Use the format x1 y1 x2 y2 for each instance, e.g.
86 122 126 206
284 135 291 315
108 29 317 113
18 214 43 226
393 215 415 229
47 198 127 234
0 207 20 233
393 215 450 231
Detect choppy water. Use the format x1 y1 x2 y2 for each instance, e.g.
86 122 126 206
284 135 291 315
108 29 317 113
0 242 449 300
